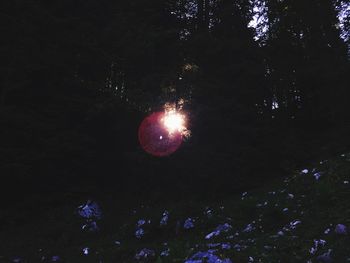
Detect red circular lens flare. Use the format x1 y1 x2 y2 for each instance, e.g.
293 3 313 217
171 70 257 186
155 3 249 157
138 111 183 156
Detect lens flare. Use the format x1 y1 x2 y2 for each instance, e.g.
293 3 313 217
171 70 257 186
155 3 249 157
138 103 190 156
138 111 183 156
162 110 186 134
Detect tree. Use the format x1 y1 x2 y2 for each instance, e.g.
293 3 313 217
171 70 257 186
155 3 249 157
264 0 349 124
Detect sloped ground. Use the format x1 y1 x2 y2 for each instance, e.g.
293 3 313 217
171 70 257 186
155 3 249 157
1 153 350 262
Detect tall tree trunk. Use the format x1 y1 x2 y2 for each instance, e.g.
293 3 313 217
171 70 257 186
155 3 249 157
197 0 204 29
204 0 209 28
197 0 209 30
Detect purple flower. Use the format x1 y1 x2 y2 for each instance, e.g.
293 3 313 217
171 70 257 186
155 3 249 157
242 223 255 233
160 211 169 226
301 169 309 174
288 220 301 230
309 239 326 255
135 228 145 239
160 248 170 257
205 207 213 218
313 172 322 180
335 224 347 235
78 200 102 219
233 244 247 251
51 256 60 262
137 219 146 227
205 223 232 239
221 243 231 250
185 250 232 263
184 218 195 229
135 248 155 260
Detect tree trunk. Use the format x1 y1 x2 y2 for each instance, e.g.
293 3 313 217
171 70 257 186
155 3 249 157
197 0 209 30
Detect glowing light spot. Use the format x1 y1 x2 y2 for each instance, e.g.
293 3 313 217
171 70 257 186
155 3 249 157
138 112 183 156
162 110 186 134
138 102 190 157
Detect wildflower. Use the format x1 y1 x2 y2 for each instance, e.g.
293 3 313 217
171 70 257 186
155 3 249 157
135 248 155 260
233 244 247 251
78 200 102 219
242 223 255 233
137 219 146 227
135 228 145 239
184 250 232 263
205 207 213 218
51 256 60 262
205 223 232 239
184 218 195 229
313 172 322 180
160 211 169 226
335 224 347 235
289 220 301 230
160 248 170 257
222 243 231 250
309 239 326 255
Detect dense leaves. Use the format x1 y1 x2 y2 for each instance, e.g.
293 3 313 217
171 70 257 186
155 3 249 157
0 0 350 196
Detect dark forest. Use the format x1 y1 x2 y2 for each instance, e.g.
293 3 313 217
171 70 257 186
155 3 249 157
1 0 350 262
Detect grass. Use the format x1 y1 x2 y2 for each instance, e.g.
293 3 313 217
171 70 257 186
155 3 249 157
1 153 350 262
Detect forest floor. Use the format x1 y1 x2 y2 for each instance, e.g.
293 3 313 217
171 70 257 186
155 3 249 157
1 153 350 262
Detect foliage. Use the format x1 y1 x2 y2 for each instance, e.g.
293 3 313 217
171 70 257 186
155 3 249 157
1 152 350 262
1 0 350 194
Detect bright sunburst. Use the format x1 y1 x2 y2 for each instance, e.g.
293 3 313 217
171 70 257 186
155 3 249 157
162 110 186 134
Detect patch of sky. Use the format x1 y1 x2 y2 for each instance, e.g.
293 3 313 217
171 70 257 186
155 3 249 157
248 0 269 43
